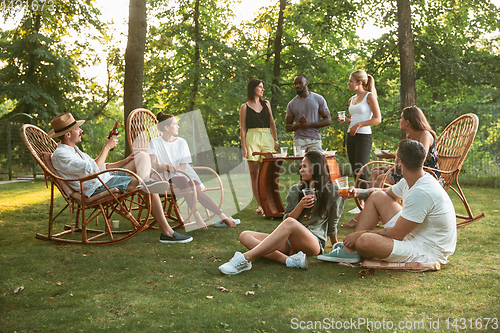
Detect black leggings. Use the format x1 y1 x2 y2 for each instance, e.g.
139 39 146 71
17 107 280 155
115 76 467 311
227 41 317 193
170 176 222 215
346 133 372 189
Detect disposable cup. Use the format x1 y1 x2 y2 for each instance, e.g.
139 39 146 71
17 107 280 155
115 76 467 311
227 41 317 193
338 111 346 123
112 220 120 229
335 176 349 198
294 146 301 157
280 147 288 157
302 188 316 200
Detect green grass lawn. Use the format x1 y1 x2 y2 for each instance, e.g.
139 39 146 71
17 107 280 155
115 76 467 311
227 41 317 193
1 179 499 332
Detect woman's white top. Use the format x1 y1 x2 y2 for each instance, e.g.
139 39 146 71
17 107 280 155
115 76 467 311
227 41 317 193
348 91 373 135
148 136 204 189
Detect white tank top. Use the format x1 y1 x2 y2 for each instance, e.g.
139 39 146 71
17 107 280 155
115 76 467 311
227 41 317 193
348 92 373 135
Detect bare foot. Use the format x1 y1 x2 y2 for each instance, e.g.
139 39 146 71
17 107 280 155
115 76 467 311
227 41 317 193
223 218 237 228
254 207 263 214
341 218 357 228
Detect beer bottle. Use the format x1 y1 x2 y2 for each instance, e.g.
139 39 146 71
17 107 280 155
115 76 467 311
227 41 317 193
108 121 119 151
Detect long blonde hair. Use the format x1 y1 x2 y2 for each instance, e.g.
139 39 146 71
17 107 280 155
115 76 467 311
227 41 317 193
351 69 377 97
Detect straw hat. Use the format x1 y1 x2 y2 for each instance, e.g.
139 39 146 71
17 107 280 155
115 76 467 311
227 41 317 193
48 113 85 138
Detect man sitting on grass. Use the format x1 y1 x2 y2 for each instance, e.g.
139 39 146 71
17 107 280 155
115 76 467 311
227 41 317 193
318 139 456 264
48 112 192 244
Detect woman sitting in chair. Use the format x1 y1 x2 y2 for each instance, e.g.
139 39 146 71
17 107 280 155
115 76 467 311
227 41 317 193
148 112 239 229
218 151 344 275
343 105 439 228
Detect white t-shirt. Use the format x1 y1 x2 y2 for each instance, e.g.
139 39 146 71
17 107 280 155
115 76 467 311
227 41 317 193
391 173 457 261
51 143 111 197
348 92 373 135
148 136 204 189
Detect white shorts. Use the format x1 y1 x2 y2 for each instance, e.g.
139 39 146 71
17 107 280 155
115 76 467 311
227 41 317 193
293 138 322 153
383 212 445 263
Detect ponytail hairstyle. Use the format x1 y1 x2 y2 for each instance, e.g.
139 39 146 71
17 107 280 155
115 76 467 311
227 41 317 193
247 78 267 110
402 105 436 139
299 150 332 218
156 112 176 132
351 69 377 97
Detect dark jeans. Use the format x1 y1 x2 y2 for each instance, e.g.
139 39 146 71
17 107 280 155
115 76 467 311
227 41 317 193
346 133 372 189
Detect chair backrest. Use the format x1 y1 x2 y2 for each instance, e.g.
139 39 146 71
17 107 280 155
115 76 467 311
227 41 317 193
20 124 75 199
435 113 478 186
126 108 161 152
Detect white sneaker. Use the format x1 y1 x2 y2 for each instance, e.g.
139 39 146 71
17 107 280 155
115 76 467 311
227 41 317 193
138 180 170 194
348 207 361 214
286 251 308 269
218 252 252 275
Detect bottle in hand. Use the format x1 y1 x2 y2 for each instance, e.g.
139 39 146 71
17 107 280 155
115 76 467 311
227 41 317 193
108 121 119 151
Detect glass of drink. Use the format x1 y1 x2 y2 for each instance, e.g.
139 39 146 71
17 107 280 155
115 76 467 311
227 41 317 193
335 176 349 198
294 146 301 157
338 111 346 123
280 147 288 157
301 188 316 221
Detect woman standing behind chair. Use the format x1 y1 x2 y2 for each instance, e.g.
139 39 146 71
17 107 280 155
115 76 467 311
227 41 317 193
343 70 381 191
148 112 238 229
219 151 344 275
240 79 279 215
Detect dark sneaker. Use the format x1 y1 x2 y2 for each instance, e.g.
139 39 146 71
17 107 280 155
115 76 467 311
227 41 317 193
218 251 252 275
159 232 193 244
139 180 170 194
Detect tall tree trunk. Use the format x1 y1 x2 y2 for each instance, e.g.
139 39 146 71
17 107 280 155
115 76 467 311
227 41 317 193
187 0 201 113
26 14 41 115
271 0 286 113
397 0 416 139
124 0 147 155
186 0 201 164
397 0 416 108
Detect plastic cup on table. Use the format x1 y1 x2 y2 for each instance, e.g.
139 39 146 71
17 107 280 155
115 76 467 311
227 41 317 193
294 146 301 157
338 111 346 123
335 176 349 199
280 147 288 157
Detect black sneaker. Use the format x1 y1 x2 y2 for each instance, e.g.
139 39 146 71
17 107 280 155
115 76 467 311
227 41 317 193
159 232 193 244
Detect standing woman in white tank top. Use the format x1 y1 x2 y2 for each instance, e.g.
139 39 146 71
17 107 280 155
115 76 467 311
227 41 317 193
341 70 381 215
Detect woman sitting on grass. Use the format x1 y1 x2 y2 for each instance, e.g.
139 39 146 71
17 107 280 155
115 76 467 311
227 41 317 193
219 151 344 275
148 112 239 229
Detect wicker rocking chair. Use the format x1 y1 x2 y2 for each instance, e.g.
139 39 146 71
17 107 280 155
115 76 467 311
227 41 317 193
20 124 152 244
126 108 224 229
355 113 484 227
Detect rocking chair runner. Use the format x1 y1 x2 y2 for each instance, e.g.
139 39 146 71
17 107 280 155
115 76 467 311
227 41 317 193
354 113 484 227
126 108 224 229
20 124 152 244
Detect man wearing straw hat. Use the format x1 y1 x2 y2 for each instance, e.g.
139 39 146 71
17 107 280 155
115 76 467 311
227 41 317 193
49 112 193 244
